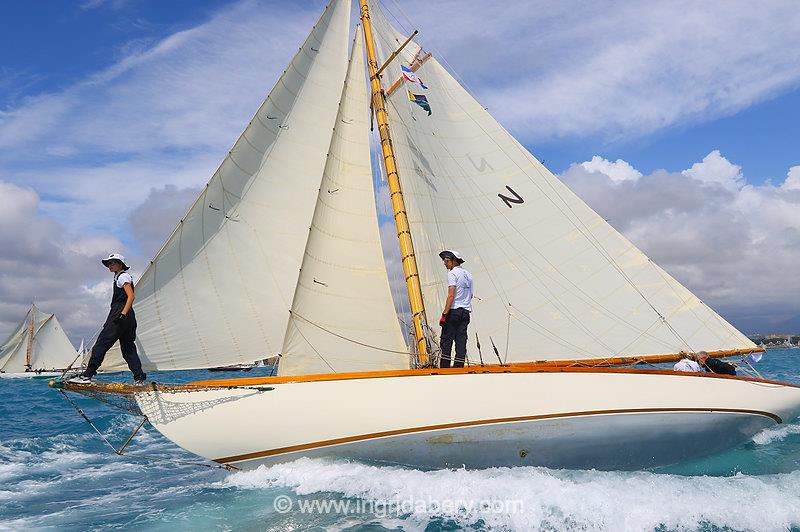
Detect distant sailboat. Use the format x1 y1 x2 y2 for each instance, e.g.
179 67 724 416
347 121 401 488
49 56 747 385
207 364 255 372
55 0 800 471
2 304 79 379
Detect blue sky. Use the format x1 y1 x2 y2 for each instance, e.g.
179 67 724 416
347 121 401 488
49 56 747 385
6 0 795 185
539 88 800 184
1 0 799 340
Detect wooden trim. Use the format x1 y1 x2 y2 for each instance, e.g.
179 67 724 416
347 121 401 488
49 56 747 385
57 349 791 396
189 347 771 388
214 406 782 464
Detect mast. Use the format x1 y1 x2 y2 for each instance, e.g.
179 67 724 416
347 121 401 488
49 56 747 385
359 0 430 364
25 305 34 371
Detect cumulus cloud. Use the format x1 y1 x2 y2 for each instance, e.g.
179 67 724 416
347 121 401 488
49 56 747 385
783 166 800 190
682 150 744 190
0 182 127 342
581 156 642 183
561 151 800 332
127 184 201 259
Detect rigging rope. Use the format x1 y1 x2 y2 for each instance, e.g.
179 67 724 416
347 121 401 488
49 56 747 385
291 311 413 356
58 389 236 471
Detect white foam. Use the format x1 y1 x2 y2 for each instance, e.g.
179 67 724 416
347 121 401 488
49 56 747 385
753 422 800 445
0 456 32 483
223 458 800 531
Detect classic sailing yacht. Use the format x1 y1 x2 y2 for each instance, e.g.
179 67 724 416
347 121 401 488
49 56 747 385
56 0 800 470
2 304 79 379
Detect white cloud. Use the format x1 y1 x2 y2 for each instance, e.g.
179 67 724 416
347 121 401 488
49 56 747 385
682 150 744 190
0 0 320 237
127 184 201 259
0 182 127 342
375 181 393 217
389 0 800 141
783 165 800 190
561 152 800 332
580 156 642 183
0 2 317 156
378 220 412 332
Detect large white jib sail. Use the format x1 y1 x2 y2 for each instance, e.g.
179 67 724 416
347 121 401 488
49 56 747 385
278 28 408 375
102 0 357 371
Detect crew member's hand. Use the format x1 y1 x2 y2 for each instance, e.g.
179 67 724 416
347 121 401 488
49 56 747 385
439 313 447 326
113 312 126 324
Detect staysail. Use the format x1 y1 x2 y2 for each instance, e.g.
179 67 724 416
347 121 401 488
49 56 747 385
100 0 353 371
367 2 754 362
0 305 79 373
279 29 409 375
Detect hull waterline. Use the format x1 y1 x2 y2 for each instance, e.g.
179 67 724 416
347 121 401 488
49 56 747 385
133 369 800 471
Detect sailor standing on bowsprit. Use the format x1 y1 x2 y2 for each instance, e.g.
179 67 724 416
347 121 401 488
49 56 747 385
70 254 146 384
438 250 473 368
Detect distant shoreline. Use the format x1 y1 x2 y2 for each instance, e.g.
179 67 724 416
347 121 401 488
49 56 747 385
748 333 799 348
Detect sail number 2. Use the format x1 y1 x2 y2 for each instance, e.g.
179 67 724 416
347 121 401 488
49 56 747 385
498 186 524 208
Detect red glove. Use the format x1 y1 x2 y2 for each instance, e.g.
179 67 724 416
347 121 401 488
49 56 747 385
439 313 447 326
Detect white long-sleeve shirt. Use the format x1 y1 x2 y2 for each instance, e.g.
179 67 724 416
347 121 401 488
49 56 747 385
673 359 702 372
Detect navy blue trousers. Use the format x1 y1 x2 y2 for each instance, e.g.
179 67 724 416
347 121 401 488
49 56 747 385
84 311 146 380
440 307 470 368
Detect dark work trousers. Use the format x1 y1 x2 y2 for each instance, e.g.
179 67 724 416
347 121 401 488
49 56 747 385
440 307 470 368
84 310 146 380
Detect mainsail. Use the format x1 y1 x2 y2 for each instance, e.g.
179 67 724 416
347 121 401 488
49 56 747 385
0 305 79 373
101 0 353 371
279 29 409 375
366 2 754 362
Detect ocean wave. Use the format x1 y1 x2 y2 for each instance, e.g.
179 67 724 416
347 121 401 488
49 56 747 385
223 458 800 531
752 422 800 445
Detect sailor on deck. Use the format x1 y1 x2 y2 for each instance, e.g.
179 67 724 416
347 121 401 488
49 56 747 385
438 250 473 368
70 254 146 384
673 352 702 372
696 351 737 376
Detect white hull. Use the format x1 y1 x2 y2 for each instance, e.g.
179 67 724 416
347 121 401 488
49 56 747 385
135 370 800 471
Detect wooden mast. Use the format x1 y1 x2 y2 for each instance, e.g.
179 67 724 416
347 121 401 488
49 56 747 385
359 0 430 365
25 305 35 371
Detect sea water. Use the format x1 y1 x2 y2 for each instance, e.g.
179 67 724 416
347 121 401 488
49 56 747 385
1 350 798 531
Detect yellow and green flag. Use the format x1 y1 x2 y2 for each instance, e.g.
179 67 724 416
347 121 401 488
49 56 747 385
407 90 431 116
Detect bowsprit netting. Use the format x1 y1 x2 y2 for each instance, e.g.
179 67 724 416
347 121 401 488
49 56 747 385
54 381 270 425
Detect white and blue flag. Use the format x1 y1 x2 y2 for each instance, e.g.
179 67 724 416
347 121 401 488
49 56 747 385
402 65 428 89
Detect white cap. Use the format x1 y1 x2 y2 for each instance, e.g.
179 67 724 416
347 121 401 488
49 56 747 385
101 253 129 269
438 250 465 264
